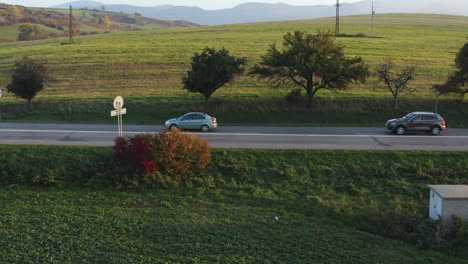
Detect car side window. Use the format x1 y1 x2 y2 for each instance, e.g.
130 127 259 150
411 115 422 121
181 115 193 121
422 115 435 121
194 114 205 120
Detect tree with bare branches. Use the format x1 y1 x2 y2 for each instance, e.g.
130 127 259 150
375 59 416 111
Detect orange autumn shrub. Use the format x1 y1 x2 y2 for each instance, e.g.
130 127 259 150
152 128 211 180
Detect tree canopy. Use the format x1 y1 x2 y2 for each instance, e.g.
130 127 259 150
436 43 468 98
182 47 247 109
250 31 369 107
17 23 48 41
103 15 112 29
7 57 50 112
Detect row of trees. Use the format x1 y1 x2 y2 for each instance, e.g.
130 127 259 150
184 31 420 111
6 31 468 112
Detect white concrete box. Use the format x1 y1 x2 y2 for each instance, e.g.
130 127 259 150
428 185 468 222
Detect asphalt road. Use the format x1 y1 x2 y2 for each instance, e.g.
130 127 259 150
0 123 468 151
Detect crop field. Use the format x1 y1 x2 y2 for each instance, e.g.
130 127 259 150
0 146 468 263
0 14 467 125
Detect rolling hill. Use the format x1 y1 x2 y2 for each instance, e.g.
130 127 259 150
0 3 197 42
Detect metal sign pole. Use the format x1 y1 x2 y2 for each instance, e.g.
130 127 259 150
111 96 127 137
118 107 122 136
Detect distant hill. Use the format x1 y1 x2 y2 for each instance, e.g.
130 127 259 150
0 3 197 42
52 0 468 26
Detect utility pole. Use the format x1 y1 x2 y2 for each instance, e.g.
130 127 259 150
335 0 340 36
371 2 376 38
69 5 74 43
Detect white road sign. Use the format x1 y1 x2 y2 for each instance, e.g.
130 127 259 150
113 96 124 109
111 108 127 117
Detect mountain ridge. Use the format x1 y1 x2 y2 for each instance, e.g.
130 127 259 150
52 1 467 26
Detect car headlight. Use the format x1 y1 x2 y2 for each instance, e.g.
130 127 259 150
390 122 396 125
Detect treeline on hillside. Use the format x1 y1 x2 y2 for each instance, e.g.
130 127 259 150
0 4 70 29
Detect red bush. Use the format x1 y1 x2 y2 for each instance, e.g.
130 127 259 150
114 134 158 175
113 129 211 181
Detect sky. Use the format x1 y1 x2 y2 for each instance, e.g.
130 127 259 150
3 0 362 10
2 0 468 11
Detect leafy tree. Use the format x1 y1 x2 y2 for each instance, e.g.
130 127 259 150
103 15 112 29
435 43 468 98
7 57 50 112
92 12 99 24
7 5 23 22
17 23 48 41
17 23 35 41
375 59 416 111
183 47 247 109
250 31 369 108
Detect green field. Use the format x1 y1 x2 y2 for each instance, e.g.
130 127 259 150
1 146 467 263
0 14 467 125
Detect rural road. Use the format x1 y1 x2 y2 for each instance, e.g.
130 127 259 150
0 123 468 151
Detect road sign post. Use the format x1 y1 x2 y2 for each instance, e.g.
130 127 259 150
111 96 126 137
0 89 2 121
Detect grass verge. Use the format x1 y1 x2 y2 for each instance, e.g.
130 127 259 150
0 146 467 262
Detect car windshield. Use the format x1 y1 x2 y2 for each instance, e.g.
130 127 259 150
402 113 416 120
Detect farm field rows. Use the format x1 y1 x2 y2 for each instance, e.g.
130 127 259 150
0 14 467 125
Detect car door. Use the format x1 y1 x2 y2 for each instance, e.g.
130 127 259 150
407 114 423 130
421 115 436 130
179 114 194 129
192 114 206 129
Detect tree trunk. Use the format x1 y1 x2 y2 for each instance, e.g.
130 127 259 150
393 95 398 114
27 99 33 112
307 89 316 109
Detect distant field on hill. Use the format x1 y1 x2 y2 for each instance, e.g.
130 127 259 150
0 14 467 125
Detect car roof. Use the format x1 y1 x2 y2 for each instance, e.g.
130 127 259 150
410 112 438 115
184 112 208 116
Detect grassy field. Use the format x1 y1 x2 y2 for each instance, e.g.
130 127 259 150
0 146 467 263
0 14 467 125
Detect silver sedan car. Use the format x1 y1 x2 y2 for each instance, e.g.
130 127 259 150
164 112 217 132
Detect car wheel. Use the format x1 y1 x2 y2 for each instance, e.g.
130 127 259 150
431 126 440 136
201 124 209 132
169 124 178 131
395 126 406 135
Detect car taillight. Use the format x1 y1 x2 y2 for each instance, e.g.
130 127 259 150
443 120 446 125
212 118 216 124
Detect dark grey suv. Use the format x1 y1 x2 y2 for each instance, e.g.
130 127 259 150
386 112 446 135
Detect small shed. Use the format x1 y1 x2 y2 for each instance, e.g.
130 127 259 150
428 185 468 222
